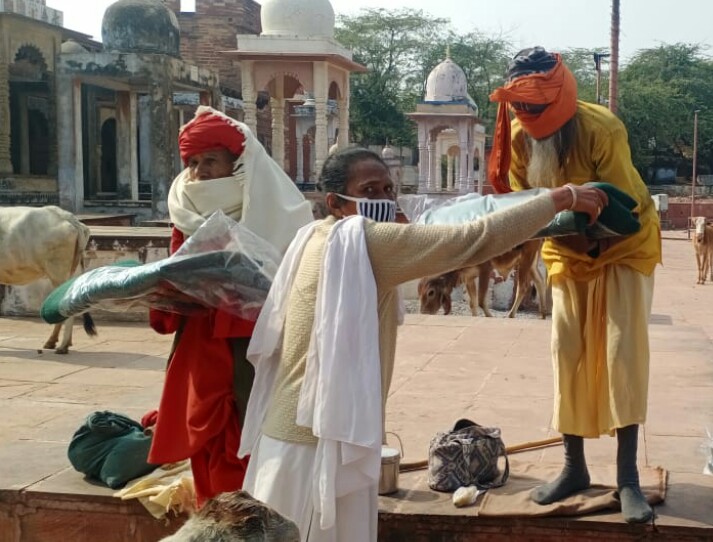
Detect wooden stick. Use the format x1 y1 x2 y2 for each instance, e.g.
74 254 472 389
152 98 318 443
398 436 563 473
505 436 562 454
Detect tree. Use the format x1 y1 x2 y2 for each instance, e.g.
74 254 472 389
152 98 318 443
335 8 448 147
560 47 608 105
617 44 713 182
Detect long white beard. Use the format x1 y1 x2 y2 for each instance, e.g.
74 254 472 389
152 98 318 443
527 135 561 189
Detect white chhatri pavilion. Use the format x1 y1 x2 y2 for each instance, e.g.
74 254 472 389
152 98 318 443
227 0 366 184
408 51 486 194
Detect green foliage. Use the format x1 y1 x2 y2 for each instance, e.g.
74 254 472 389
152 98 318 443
618 43 713 181
560 47 608 104
334 10 712 185
335 8 448 146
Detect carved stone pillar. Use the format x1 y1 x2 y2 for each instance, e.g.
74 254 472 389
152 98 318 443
148 75 175 218
270 102 285 169
129 92 139 200
240 61 257 134
477 141 486 194
446 154 454 191
466 126 476 191
18 93 29 174
417 141 428 193
426 141 434 192
270 76 285 168
46 72 58 177
309 133 317 182
0 58 12 175
116 91 139 200
459 141 468 193
338 97 349 148
295 134 304 184
57 75 82 211
313 62 328 178
314 99 328 178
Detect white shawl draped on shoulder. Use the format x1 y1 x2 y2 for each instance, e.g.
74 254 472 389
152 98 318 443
240 216 382 531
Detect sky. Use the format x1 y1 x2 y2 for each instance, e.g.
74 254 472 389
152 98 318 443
47 0 712 63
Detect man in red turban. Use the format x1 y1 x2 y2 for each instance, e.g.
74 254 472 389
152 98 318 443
146 106 313 507
488 47 661 524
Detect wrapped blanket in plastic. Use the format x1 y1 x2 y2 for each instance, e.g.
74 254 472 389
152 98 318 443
40 210 281 324
399 182 641 239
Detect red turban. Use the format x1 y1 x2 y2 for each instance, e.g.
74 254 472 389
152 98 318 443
178 107 247 166
488 54 578 193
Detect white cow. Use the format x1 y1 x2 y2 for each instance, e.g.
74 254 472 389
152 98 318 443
693 216 713 285
0 206 97 354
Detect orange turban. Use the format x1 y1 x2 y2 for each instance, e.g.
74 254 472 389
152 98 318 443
488 54 577 193
178 108 247 166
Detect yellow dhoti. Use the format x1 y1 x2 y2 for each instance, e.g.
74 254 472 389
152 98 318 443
551 264 654 437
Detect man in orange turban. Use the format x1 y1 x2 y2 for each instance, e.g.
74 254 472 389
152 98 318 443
146 106 313 507
489 47 661 523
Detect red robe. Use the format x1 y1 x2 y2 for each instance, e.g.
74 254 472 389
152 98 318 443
148 228 254 507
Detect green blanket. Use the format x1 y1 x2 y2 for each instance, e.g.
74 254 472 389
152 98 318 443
41 250 273 324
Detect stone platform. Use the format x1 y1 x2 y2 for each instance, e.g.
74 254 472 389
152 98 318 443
1 232 712 540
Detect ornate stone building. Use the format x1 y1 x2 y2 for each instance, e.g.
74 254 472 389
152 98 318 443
56 0 221 218
0 0 96 204
408 52 487 194
228 0 365 187
1 0 366 213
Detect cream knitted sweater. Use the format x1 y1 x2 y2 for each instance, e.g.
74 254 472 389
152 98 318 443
262 193 557 444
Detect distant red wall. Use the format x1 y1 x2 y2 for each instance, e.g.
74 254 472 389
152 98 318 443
666 201 713 229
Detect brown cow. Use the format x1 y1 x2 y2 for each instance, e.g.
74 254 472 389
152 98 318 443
693 216 713 285
418 239 547 318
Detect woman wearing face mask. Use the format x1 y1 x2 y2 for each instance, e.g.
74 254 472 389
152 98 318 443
239 147 607 542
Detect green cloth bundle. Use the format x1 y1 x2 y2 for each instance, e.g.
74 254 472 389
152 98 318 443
537 182 640 239
67 411 158 489
40 250 273 324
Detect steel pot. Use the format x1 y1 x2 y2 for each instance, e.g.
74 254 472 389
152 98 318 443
379 432 404 495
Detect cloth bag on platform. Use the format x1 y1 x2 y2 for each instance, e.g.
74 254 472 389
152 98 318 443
428 419 510 492
68 411 159 489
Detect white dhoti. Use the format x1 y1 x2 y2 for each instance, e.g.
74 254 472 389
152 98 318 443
244 434 378 542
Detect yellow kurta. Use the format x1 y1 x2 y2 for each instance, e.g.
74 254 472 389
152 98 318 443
509 101 661 282
509 101 662 437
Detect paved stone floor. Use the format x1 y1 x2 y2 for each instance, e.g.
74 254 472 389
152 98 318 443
1 231 712 532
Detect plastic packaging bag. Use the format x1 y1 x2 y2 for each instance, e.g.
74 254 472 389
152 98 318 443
166 209 281 317
41 210 281 322
399 189 551 227
398 183 640 239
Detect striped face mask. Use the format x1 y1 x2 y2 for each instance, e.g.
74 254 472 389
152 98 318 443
338 194 397 223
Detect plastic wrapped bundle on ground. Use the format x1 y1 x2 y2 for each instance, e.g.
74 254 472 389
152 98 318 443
40 210 281 324
399 182 641 239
